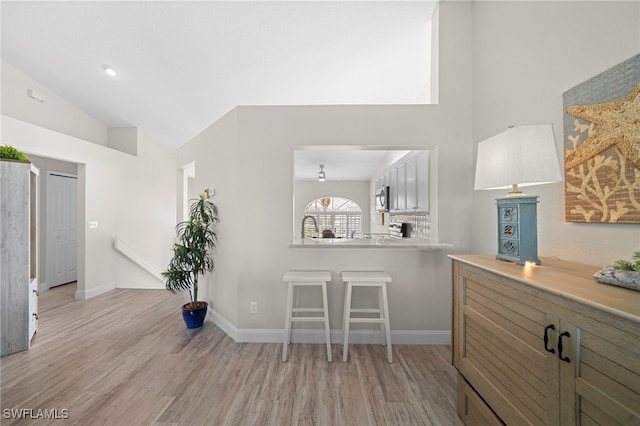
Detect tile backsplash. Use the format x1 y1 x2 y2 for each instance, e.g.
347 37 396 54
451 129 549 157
389 212 430 240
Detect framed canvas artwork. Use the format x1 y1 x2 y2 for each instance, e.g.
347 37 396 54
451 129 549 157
563 54 640 223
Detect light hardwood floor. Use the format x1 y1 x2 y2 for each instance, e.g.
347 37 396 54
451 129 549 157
1 283 462 426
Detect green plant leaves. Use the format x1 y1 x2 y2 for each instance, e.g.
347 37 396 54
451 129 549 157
0 145 29 162
613 251 640 273
162 194 219 303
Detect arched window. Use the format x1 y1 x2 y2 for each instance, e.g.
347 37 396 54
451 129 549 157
303 197 362 239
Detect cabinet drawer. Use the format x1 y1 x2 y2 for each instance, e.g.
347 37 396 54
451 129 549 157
456 373 503 426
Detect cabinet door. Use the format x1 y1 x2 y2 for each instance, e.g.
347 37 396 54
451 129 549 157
405 155 417 210
29 280 38 341
416 150 429 211
452 261 560 425
1 161 31 356
389 168 398 210
397 163 406 210
560 313 640 425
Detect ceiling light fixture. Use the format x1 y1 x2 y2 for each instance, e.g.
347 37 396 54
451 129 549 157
102 64 117 77
318 165 326 182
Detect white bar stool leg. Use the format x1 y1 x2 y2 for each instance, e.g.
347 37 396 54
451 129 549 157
340 272 392 364
342 282 353 362
341 283 348 345
282 281 294 362
321 282 332 362
378 286 386 346
381 282 392 363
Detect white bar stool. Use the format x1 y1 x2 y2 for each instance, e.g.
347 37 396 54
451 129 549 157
341 271 393 363
282 270 332 362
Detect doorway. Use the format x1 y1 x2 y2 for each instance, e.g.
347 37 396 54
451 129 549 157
46 171 78 288
182 162 196 221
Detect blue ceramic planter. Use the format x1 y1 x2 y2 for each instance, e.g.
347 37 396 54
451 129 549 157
182 302 208 329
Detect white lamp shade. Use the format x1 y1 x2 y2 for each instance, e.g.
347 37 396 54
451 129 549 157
474 124 563 191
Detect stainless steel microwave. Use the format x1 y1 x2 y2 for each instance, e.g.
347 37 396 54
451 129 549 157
376 186 390 212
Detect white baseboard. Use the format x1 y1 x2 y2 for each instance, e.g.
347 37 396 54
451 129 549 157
38 281 49 292
207 309 450 345
75 281 116 300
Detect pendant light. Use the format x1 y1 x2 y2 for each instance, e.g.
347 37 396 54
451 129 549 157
318 165 326 182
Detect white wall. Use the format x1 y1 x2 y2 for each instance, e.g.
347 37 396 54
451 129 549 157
178 2 474 335
471 1 640 266
177 109 240 325
113 131 177 290
2 64 177 298
2 61 109 146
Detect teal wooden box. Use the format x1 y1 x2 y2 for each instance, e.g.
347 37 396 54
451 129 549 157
496 196 540 265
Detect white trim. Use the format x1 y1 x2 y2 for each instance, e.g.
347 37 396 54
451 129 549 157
46 170 78 288
113 236 163 281
75 281 115 300
206 308 450 345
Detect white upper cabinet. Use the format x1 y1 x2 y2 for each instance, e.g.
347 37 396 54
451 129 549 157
397 162 407 210
405 154 417 210
389 168 398 210
373 150 429 213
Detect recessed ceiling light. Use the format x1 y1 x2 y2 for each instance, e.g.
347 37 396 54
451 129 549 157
102 64 117 77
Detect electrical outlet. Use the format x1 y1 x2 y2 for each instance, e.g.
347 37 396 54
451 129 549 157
250 301 258 314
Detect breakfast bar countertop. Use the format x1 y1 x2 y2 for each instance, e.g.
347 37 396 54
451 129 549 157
288 237 452 250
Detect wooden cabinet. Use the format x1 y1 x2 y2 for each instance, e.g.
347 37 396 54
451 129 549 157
1 160 38 356
28 164 39 341
451 255 640 426
456 372 503 426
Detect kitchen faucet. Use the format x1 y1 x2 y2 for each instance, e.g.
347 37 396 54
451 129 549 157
301 215 319 238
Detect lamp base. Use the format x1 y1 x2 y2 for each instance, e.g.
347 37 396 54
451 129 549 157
495 196 540 266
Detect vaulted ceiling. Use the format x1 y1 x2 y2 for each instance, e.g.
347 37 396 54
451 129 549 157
2 1 436 179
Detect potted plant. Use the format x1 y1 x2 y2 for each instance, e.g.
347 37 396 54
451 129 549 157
162 193 219 329
0 145 30 162
594 251 640 292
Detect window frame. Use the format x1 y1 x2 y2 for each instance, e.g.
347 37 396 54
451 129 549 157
303 197 362 239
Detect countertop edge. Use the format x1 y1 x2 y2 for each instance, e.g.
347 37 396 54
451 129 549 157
449 254 640 324
289 240 453 250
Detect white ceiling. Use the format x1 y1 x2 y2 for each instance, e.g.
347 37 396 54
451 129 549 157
294 149 389 181
1 1 436 177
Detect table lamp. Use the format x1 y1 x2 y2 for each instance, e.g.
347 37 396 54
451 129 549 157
474 124 563 265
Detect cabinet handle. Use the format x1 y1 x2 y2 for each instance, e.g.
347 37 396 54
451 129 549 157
543 324 556 353
32 313 39 320
33 289 39 296
558 331 571 363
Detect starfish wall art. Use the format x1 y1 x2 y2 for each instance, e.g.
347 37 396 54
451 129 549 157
563 54 640 223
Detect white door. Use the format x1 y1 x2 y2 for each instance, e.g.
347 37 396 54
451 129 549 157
46 172 77 288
